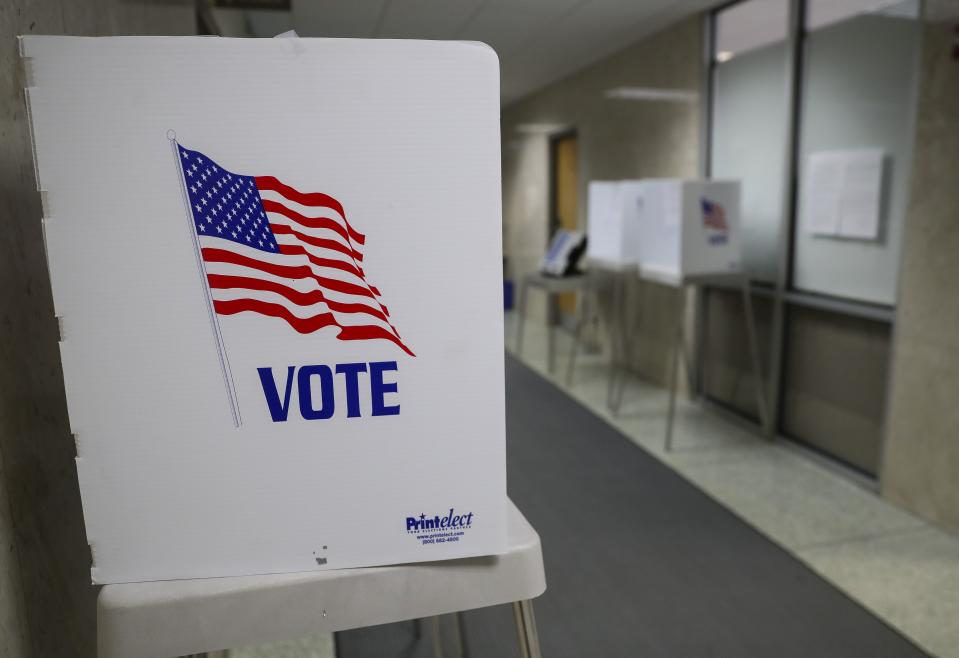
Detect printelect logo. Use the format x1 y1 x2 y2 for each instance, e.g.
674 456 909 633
406 508 473 546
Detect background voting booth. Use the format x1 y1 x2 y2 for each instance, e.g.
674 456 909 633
22 35 545 656
580 181 645 405
514 229 590 377
514 182 644 389
632 179 766 447
635 179 742 280
573 178 767 445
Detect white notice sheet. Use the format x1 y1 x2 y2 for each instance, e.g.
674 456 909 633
805 151 843 236
804 149 884 241
837 149 883 240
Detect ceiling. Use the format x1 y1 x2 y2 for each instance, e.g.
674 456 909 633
235 0 717 106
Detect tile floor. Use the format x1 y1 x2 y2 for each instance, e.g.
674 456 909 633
507 311 959 658
230 632 334 658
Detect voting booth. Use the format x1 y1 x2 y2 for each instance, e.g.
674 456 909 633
636 179 742 279
586 180 643 266
22 36 507 584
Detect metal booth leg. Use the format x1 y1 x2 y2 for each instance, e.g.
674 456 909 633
515 278 529 356
740 278 769 432
604 275 619 409
452 611 469 658
613 285 638 413
606 273 629 413
664 284 687 452
547 292 557 375
432 615 445 658
512 600 543 658
429 613 468 658
566 280 591 387
682 288 697 403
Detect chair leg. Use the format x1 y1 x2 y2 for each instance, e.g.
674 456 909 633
512 600 543 658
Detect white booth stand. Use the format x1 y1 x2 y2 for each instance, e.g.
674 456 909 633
515 182 642 402
638 267 768 452
515 272 595 378
513 265 632 408
98 500 546 658
620 179 768 448
579 260 638 409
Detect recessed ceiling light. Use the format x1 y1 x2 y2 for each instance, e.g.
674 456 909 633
716 50 735 63
604 87 698 103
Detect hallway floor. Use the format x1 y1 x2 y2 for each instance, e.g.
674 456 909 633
228 314 959 658
506 311 959 658
339 354 930 657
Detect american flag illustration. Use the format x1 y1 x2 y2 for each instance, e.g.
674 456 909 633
701 197 728 232
175 143 414 357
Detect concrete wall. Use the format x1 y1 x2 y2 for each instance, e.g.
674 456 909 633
882 20 959 532
502 17 702 385
0 3 194 656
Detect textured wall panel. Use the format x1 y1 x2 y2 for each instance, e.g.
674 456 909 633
0 3 193 656
883 21 959 532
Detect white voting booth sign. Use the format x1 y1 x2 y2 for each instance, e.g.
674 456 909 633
636 179 742 279
22 36 507 584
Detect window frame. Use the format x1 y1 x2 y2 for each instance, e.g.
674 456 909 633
698 0 924 482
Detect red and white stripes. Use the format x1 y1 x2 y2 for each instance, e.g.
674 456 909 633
198 176 413 356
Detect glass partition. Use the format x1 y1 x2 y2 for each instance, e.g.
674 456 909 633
710 0 791 283
791 0 921 304
704 0 920 469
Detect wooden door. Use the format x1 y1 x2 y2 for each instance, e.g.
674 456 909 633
551 133 578 317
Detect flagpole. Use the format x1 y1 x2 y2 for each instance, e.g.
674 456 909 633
168 130 242 427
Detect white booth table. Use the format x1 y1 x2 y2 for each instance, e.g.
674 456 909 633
515 262 635 408
97 501 546 658
515 271 594 376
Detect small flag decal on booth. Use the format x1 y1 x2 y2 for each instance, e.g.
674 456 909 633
701 197 729 245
